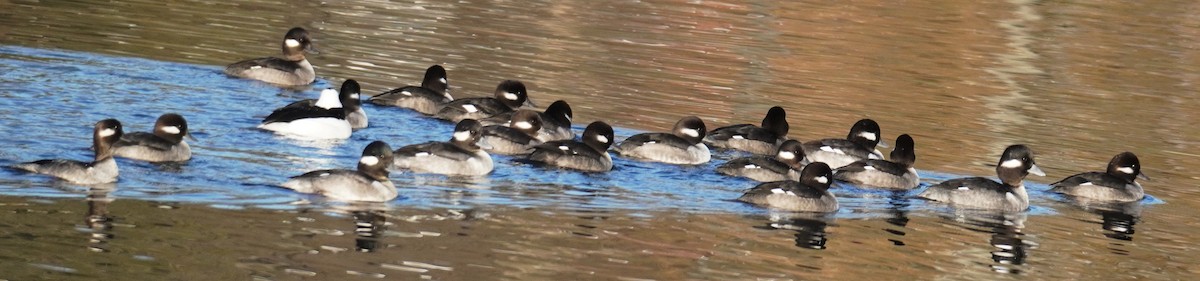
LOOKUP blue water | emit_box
[0,46,1160,216]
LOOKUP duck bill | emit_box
[876,140,890,148]
[1138,171,1151,181]
[186,133,198,142]
[1027,164,1046,176]
[305,43,320,54]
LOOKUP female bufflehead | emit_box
[834,134,919,189]
[282,80,366,129]
[717,140,807,182]
[111,113,192,162]
[478,110,544,155]
[481,99,574,141]
[737,162,839,212]
[12,119,123,184]
[528,121,615,172]
[280,141,397,202]
[705,106,789,155]
[614,116,711,165]
[392,119,494,176]
[224,27,317,86]
[1051,152,1148,202]
[802,118,886,169]
[259,88,352,140]
[369,65,451,115]
[918,144,1045,212]
[435,80,532,122]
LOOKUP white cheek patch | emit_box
[1117,167,1135,174]
[439,78,447,84]
[99,128,117,137]
[285,39,301,47]
[453,131,472,141]
[770,188,785,194]
[513,121,533,129]
[349,94,360,99]
[595,135,609,144]
[815,176,828,184]
[859,132,877,141]
[462,104,478,113]
[1000,159,1023,168]
[359,156,380,166]
[680,128,700,138]
[503,92,519,101]
[777,151,796,160]
[161,126,181,135]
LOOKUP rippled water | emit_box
[1,0,1198,279]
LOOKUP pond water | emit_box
[1,0,1198,279]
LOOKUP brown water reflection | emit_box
[2,0,1199,279]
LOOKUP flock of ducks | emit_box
[10,27,1151,214]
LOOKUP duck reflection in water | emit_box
[945,211,1031,274]
[1063,197,1143,242]
[353,210,387,252]
[883,193,912,246]
[755,212,832,250]
[83,187,115,253]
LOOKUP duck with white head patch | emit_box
[369,65,451,115]
[527,121,615,172]
[717,140,808,182]
[918,144,1045,212]
[737,162,839,212]
[834,134,919,189]
[614,116,711,165]
[111,113,193,162]
[435,80,534,122]
[11,119,123,184]
[481,99,575,141]
[392,119,494,176]
[802,118,887,169]
[258,88,353,140]
[280,141,397,202]
[478,110,544,155]
[280,80,366,129]
[705,106,789,155]
[1051,152,1149,202]
[224,27,317,86]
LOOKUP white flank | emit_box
[250,65,262,69]
[415,152,430,157]
[161,126,181,135]
[1079,182,1094,186]
[744,164,759,169]
[319,172,330,177]
[785,191,797,196]
[859,132,877,141]
[1000,159,1023,168]
[558,145,570,151]
[1117,167,1135,174]
[770,188,785,194]
[865,165,877,171]
[259,117,352,140]
[503,92,519,101]
[957,186,970,191]
[462,104,478,113]
[285,39,301,47]
[401,90,413,96]
[731,135,745,140]
[513,121,533,129]
[778,151,796,160]
[453,131,471,141]
[596,135,609,144]
[99,128,117,137]
[820,146,846,155]
[815,176,828,184]
[360,156,380,166]
[315,89,343,109]
[680,128,700,138]
[1005,192,1018,202]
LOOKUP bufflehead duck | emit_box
[282,80,366,129]
[481,99,574,141]
[478,110,544,155]
[705,106,789,155]
[834,134,919,189]
[435,80,532,122]
[258,88,352,140]
[12,119,123,184]
[918,144,1045,212]
[614,116,711,165]
[392,119,494,176]
[369,65,451,115]
[1051,152,1148,202]
[280,141,397,202]
[527,121,615,172]
[111,113,192,162]
[802,118,886,169]
[737,162,839,212]
[224,27,317,86]
[716,140,808,182]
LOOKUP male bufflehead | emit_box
[369,65,451,115]
[258,88,353,140]
[705,106,789,155]
[282,80,366,129]
[435,80,533,122]
[737,162,839,212]
[527,121,615,172]
[802,118,886,169]
[392,119,494,176]
[478,110,544,155]
[614,116,710,165]
[12,119,123,184]
[834,134,919,189]
[481,99,574,141]
[112,113,192,162]
[918,145,1045,212]
[1051,152,1148,202]
[224,27,317,86]
[717,140,808,182]
[280,141,397,202]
